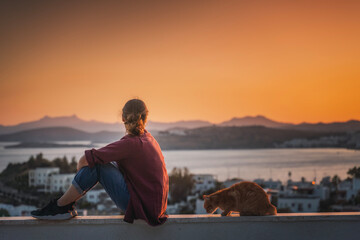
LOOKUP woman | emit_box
[31,99,169,226]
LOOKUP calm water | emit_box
[0,142,359,183]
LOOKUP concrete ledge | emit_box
[1,212,360,225]
[1,213,360,240]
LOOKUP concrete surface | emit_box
[1,213,360,240]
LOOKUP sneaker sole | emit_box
[31,210,78,220]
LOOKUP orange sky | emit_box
[1,0,360,125]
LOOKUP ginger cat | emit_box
[203,181,277,216]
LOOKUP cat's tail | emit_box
[266,204,277,215]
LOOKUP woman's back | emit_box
[85,129,169,226]
[118,130,168,225]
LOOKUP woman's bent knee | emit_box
[72,166,99,193]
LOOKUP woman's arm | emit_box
[84,139,130,168]
[77,155,89,171]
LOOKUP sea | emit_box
[0,141,359,183]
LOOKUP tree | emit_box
[70,157,77,172]
[35,153,43,162]
[331,175,341,192]
[0,208,10,217]
[347,166,360,179]
[301,177,306,183]
[52,156,76,173]
[169,167,194,204]
[331,175,341,185]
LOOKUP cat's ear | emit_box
[203,195,209,200]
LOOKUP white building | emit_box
[344,178,360,201]
[195,198,223,215]
[48,173,75,193]
[0,203,36,216]
[82,188,117,212]
[192,174,216,193]
[254,178,282,190]
[278,182,321,212]
[313,186,330,200]
[195,199,208,214]
[278,197,320,212]
[166,203,181,214]
[353,178,360,192]
[86,189,108,204]
[28,167,59,187]
[223,179,243,188]
[166,201,192,214]
[28,167,75,193]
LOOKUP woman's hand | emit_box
[77,155,89,172]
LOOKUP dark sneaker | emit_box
[31,199,78,220]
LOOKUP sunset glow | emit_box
[1,0,360,125]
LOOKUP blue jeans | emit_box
[72,164,130,211]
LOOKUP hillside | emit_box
[157,126,347,150]
[0,125,357,150]
[285,120,360,133]
[0,127,122,143]
[1,115,360,135]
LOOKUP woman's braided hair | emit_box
[122,99,149,136]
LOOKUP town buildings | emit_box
[192,174,216,193]
[28,167,59,187]
[27,167,360,215]
[28,167,75,193]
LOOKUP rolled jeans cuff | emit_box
[72,179,85,194]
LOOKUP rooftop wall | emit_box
[1,213,360,240]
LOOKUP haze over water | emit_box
[1,142,359,183]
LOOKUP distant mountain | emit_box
[219,115,291,128]
[0,115,124,134]
[219,115,360,133]
[0,115,212,135]
[0,127,122,143]
[1,114,360,135]
[146,120,212,131]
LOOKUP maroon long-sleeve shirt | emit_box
[84,129,168,226]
